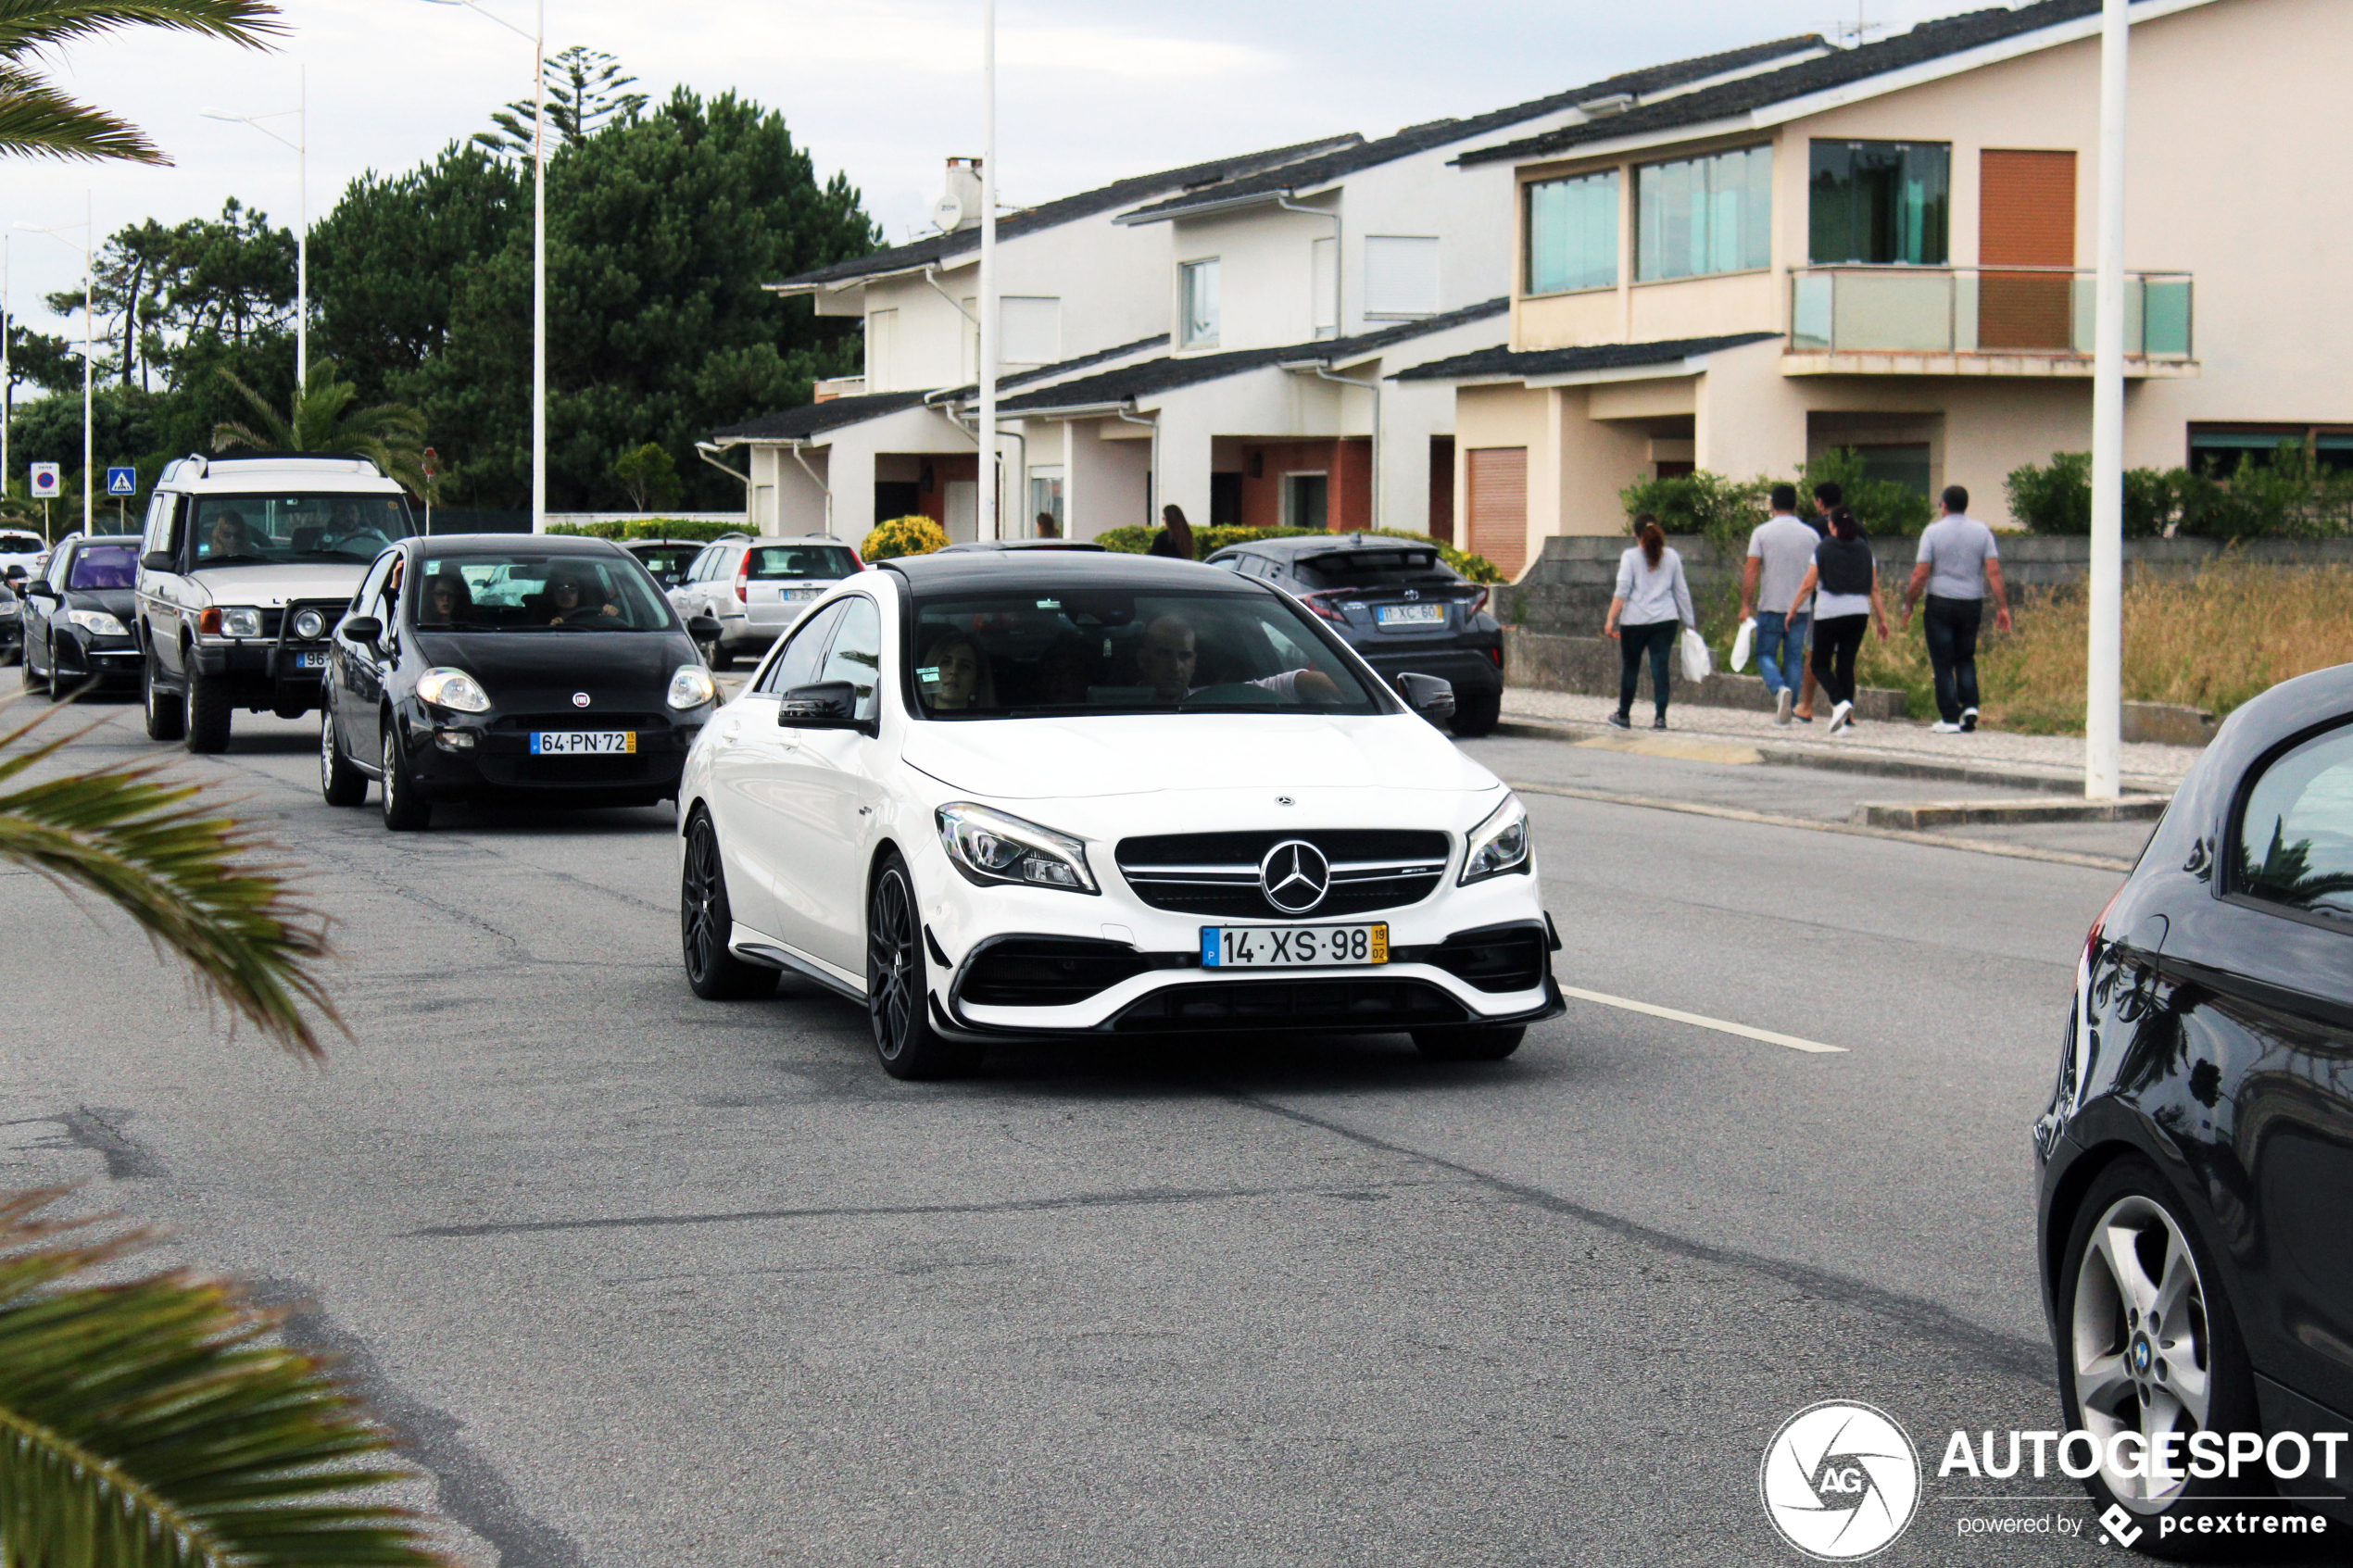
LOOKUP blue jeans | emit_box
[1753,611,1810,696]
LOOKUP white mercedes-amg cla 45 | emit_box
[676,550,1561,1078]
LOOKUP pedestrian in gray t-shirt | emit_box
[1739,483,1820,724]
[1901,484,2013,733]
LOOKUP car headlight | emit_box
[200,606,264,639]
[0,601,18,620]
[936,802,1097,894]
[66,608,129,638]
[415,667,491,713]
[292,608,328,640]
[1460,794,1530,884]
[666,664,717,710]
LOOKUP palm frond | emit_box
[0,1188,448,1568]
[0,701,340,1056]
[0,75,163,162]
[209,363,287,452]
[0,0,285,57]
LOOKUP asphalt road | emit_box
[0,695,2318,1566]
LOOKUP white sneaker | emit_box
[1775,688,1794,725]
[1931,721,1963,734]
[1829,700,1855,734]
[1961,707,1980,734]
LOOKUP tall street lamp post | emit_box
[976,0,999,541]
[16,197,93,536]
[2085,0,2130,800]
[203,66,308,386]
[426,0,547,532]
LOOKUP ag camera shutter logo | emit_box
[1759,1400,1920,1560]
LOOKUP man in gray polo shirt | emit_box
[1902,484,2013,734]
[1739,483,1821,724]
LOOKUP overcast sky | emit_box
[8,0,1995,338]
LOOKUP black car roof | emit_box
[1211,533,1446,559]
[412,533,627,556]
[885,551,1262,594]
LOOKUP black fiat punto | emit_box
[2037,660,2353,1541]
[319,534,723,830]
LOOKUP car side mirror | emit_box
[1395,671,1456,724]
[340,615,384,646]
[777,680,871,733]
[25,582,57,599]
[686,614,724,641]
[141,550,176,572]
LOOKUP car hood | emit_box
[900,712,1498,800]
[66,587,138,621]
[416,630,697,710]
[183,562,371,607]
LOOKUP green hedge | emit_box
[547,517,748,543]
[2006,447,2353,539]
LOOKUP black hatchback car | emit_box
[1203,534,1504,736]
[319,534,723,830]
[2037,661,2353,1541]
[19,533,142,698]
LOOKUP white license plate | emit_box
[293,650,328,669]
[1376,603,1445,627]
[530,730,637,756]
[1201,923,1388,968]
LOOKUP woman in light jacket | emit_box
[1786,505,1890,734]
[1603,514,1696,730]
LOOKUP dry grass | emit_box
[1849,562,2353,734]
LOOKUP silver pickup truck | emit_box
[135,453,421,752]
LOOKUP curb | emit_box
[1491,717,2182,799]
[1853,797,2171,830]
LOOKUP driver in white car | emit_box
[1137,612,1340,706]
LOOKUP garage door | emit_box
[1466,446,1529,579]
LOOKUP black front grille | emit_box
[492,712,669,734]
[960,938,1154,1008]
[1403,924,1550,994]
[1110,977,1467,1034]
[1115,830,1450,921]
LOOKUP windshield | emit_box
[909,587,1381,719]
[750,545,858,582]
[415,552,673,632]
[1292,548,1457,590]
[191,492,419,566]
[67,544,139,590]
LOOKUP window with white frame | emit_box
[1637,145,1772,282]
[1179,258,1220,348]
[1364,236,1440,318]
[1000,296,1061,366]
[1525,169,1618,295]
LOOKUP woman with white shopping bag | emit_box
[1603,514,1697,731]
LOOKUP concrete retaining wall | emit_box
[1500,533,2353,639]
[1504,629,1909,721]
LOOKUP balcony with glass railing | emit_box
[1786,267,2195,373]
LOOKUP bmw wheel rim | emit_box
[867,871,915,1060]
[2070,1193,2214,1512]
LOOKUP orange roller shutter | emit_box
[1467,446,1529,579]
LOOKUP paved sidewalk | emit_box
[1500,685,2203,793]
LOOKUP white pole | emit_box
[976,0,998,542]
[82,190,92,536]
[3,237,10,504]
[296,64,308,388]
[530,2,547,533]
[2085,0,2128,801]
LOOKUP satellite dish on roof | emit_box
[933,189,968,232]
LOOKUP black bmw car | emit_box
[319,534,724,830]
[19,533,142,698]
[1202,533,1504,736]
[2037,660,2353,1542]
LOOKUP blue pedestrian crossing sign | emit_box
[107,466,138,496]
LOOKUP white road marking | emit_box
[1556,985,1848,1055]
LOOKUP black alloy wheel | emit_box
[1411,1024,1526,1061]
[141,652,185,742]
[2056,1158,2265,1549]
[1450,691,1502,739]
[865,852,979,1080]
[319,709,367,807]
[680,810,777,1000]
[379,721,432,831]
[184,659,233,753]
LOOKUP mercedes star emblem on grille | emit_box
[1258,839,1331,914]
[572,692,591,708]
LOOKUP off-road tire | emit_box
[184,659,233,753]
[142,653,185,741]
